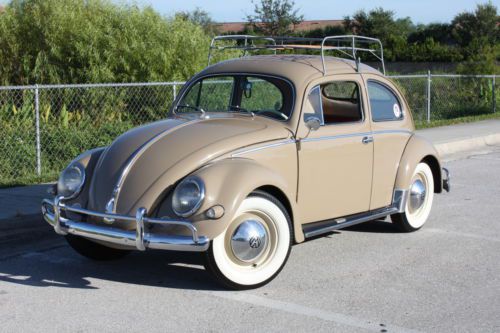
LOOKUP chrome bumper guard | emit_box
[442,167,450,192]
[41,197,209,252]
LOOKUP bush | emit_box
[0,0,211,85]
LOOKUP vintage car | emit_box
[42,35,450,289]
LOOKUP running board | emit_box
[303,206,399,239]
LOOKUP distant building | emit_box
[0,5,4,13]
[215,19,344,34]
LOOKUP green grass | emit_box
[415,111,500,129]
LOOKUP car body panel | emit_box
[295,74,374,223]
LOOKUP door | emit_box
[363,77,413,210]
[297,77,374,224]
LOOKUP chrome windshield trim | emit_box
[171,72,296,123]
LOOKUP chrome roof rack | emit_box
[208,35,385,75]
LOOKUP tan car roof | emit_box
[200,55,383,85]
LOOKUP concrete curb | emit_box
[434,133,500,157]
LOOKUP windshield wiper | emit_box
[175,104,206,117]
[228,105,255,117]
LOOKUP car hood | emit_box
[88,114,290,214]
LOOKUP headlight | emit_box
[172,176,205,217]
[57,163,85,199]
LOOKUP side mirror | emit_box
[305,116,321,131]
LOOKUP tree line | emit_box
[0,0,498,86]
[242,0,499,74]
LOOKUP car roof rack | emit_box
[208,35,385,75]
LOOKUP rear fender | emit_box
[395,135,443,193]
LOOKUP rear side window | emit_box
[367,81,403,122]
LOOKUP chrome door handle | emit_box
[362,136,373,144]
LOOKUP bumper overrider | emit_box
[41,197,209,252]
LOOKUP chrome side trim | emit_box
[302,131,372,143]
[302,188,409,238]
[231,130,411,155]
[41,198,209,252]
[301,129,411,143]
[231,139,296,157]
[303,206,398,238]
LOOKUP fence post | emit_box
[35,85,41,177]
[173,83,177,101]
[426,70,431,123]
[493,76,496,113]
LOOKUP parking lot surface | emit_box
[1,150,499,332]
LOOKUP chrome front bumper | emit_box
[41,197,209,252]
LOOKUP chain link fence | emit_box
[1,75,498,186]
[391,73,498,123]
[0,82,183,186]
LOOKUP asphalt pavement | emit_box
[0,148,499,332]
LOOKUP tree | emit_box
[452,2,499,47]
[451,2,499,74]
[343,8,414,61]
[246,0,304,36]
[176,7,219,36]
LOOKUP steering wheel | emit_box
[255,110,289,120]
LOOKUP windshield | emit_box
[175,75,294,121]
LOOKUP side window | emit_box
[240,78,283,112]
[320,81,362,124]
[367,81,403,122]
[303,85,325,125]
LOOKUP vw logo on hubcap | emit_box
[249,236,261,249]
[231,219,268,262]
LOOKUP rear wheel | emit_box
[392,162,434,232]
[204,191,292,290]
[65,235,130,261]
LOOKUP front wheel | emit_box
[391,162,435,232]
[204,191,292,290]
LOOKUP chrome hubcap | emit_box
[230,219,268,263]
[409,179,426,212]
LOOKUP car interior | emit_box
[320,81,362,124]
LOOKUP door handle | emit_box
[362,136,373,144]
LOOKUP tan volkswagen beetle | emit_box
[42,35,450,289]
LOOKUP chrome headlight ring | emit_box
[57,163,86,200]
[172,176,205,218]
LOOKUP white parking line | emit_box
[425,228,500,243]
[205,291,422,333]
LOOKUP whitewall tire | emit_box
[392,162,435,232]
[204,191,292,290]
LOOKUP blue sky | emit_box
[135,0,498,24]
[0,0,498,24]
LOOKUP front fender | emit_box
[395,134,443,193]
[59,147,107,208]
[156,157,301,242]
